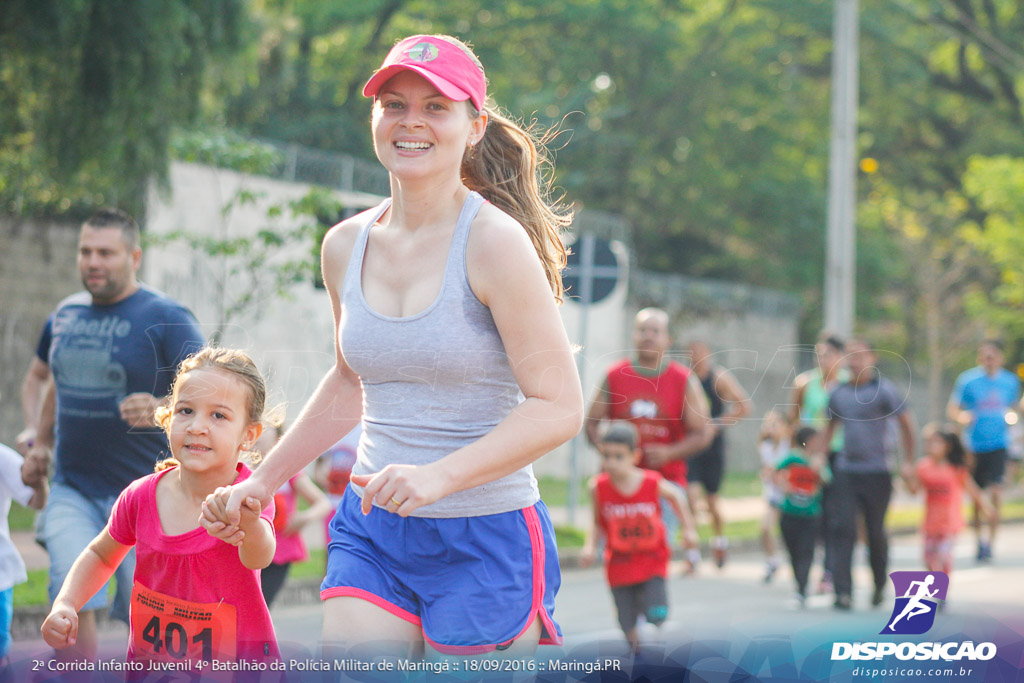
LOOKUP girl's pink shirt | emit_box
[916,458,968,536]
[108,462,279,661]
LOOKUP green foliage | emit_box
[0,0,245,217]
[13,568,49,608]
[7,0,1024,365]
[961,155,1024,339]
[170,129,285,176]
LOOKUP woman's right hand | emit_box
[41,603,77,649]
[200,477,271,544]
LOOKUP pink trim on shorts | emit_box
[525,504,562,647]
[320,586,423,626]
[423,503,562,655]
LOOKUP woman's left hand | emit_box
[350,464,449,517]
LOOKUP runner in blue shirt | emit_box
[947,340,1021,562]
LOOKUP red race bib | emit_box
[130,583,237,663]
[606,514,662,553]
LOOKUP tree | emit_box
[0,0,245,218]
[960,155,1024,346]
[848,0,1024,368]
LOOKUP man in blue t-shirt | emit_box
[20,208,205,660]
[948,340,1021,563]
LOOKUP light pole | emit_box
[824,0,859,338]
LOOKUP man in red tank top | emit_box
[586,308,712,566]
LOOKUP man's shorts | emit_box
[321,488,562,655]
[687,433,726,494]
[42,482,135,622]
[972,449,1008,489]
[610,576,668,633]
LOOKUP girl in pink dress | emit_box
[907,424,993,575]
[42,347,280,664]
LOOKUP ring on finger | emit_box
[390,497,402,507]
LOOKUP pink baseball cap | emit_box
[362,35,486,111]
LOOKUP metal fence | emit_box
[630,270,802,319]
[259,139,392,197]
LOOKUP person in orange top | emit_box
[906,424,994,575]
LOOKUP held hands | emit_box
[14,427,36,457]
[21,444,51,488]
[200,480,268,546]
[118,393,161,428]
[898,462,916,487]
[41,602,78,649]
[350,464,448,517]
[808,452,827,472]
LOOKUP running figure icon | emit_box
[888,574,938,631]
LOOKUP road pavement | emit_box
[13,522,1021,680]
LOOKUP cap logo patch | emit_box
[404,42,439,63]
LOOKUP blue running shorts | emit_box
[321,488,562,654]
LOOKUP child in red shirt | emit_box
[907,424,993,575]
[581,421,697,652]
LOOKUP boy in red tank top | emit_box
[581,421,697,652]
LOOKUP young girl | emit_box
[775,426,831,607]
[906,424,994,575]
[758,410,789,583]
[580,421,697,653]
[41,347,279,664]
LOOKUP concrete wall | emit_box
[0,218,82,444]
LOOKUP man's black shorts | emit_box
[973,448,1007,488]
[687,433,725,494]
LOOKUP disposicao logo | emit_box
[881,571,948,635]
[831,570,997,663]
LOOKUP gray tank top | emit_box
[340,191,540,517]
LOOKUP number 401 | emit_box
[142,616,213,660]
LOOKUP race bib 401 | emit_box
[130,583,237,662]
